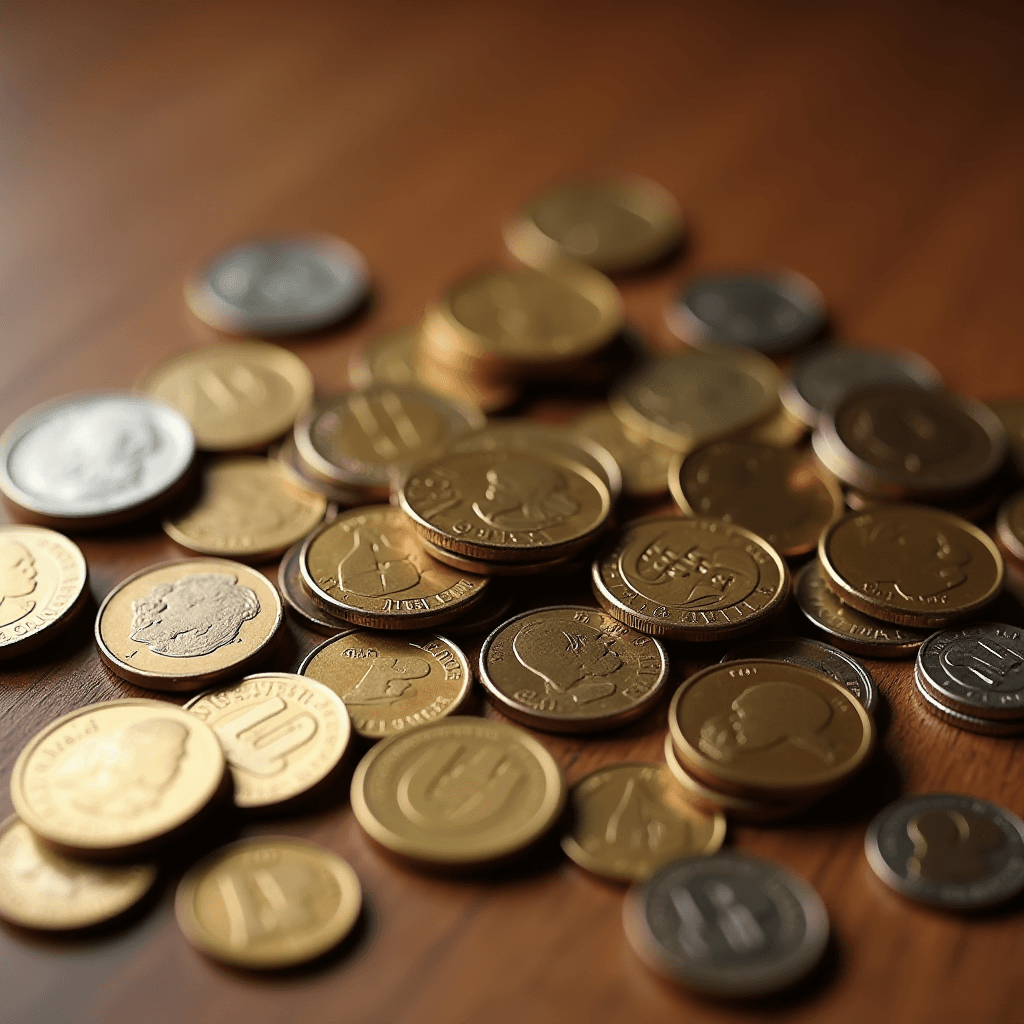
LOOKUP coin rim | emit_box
[278,539,353,634]
[996,490,1024,563]
[913,668,1024,736]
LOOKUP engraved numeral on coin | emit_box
[212,696,318,777]
[217,863,320,948]
[906,809,1006,884]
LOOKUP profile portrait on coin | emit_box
[342,655,430,705]
[338,526,421,597]
[631,535,759,610]
[906,808,1005,883]
[472,457,580,531]
[940,638,1024,693]
[0,539,38,627]
[850,517,970,597]
[512,618,622,705]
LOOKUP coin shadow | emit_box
[0,592,98,680]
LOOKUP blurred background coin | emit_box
[272,434,363,505]
[348,327,420,389]
[987,399,1024,477]
[571,406,673,498]
[996,490,1024,562]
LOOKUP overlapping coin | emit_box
[571,406,674,498]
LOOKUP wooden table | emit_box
[3,3,1024,1021]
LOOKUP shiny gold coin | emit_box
[0,525,89,661]
[668,660,874,799]
[819,506,1004,627]
[415,534,575,576]
[592,514,790,641]
[300,505,489,629]
[175,837,361,969]
[298,629,472,740]
[350,717,566,866]
[561,763,723,882]
[349,328,419,389]
[571,406,674,498]
[671,442,842,558]
[478,606,668,733]
[138,341,314,452]
[11,699,227,859]
[996,490,1024,563]
[163,457,327,561]
[95,558,282,691]
[185,674,351,810]
[415,328,522,413]
[278,540,351,634]
[988,399,1024,476]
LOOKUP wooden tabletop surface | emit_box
[3,3,1024,1022]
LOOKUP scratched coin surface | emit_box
[865,793,1024,909]
[175,837,362,968]
[478,606,669,733]
[11,699,226,858]
[561,763,724,882]
[996,489,1024,562]
[571,406,674,498]
[95,558,282,691]
[350,717,566,865]
[185,674,351,809]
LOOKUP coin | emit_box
[272,434,363,505]
[11,699,227,859]
[175,837,361,968]
[671,442,842,558]
[739,404,807,448]
[138,341,314,452]
[350,717,566,866]
[665,271,826,354]
[996,489,1024,562]
[95,558,282,691]
[865,793,1024,909]
[186,235,369,335]
[819,506,1004,627]
[349,328,420,389]
[912,673,1024,736]
[163,457,327,561]
[443,586,517,637]
[0,525,89,661]
[413,534,575,576]
[298,629,472,739]
[478,606,668,733]
[0,393,195,529]
[571,406,673,498]
[278,540,350,634]
[845,481,1003,525]
[591,515,789,641]
[623,852,830,996]
[987,399,1024,476]
[0,815,158,930]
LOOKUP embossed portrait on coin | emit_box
[513,619,621,705]
[851,519,970,598]
[940,638,1024,693]
[5,827,84,899]
[849,401,971,474]
[906,809,1005,884]
[342,655,430,705]
[472,458,580,531]
[338,526,420,597]
[0,539,38,628]
[130,573,260,658]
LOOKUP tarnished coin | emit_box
[138,342,314,452]
[349,328,419,389]
[175,837,361,968]
[561,763,724,882]
[298,629,471,739]
[0,393,195,529]
[671,442,842,558]
[996,489,1024,562]
[571,406,674,498]
[0,526,89,660]
[478,606,668,733]
[913,674,1024,736]
[186,235,369,335]
[278,540,350,634]
[350,717,566,866]
[0,816,157,931]
[163,457,327,561]
[819,506,1004,628]
[866,794,1024,909]
[95,558,282,691]
[988,399,1024,477]
[11,699,226,859]
[185,674,351,810]
[665,271,826,354]
[591,515,789,641]
[623,852,830,996]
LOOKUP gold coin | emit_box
[414,328,522,413]
[185,674,351,810]
[348,328,419,389]
[0,525,89,661]
[738,404,807,448]
[163,457,327,561]
[591,514,790,641]
[278,540,351,634]
[298,629,472,739]
[819,506,1004,627]
[668,660,874,799]
[443,586,517,637]
[272,434,363,505]
[671,442,842,558]
[175,837,361,968]
[138,341,314,452]
[571,406,674,498]
[414,534,575,576]
[478,606,668,733]
[998,490,1024,562]
[11,699,227,858]
[0,815,158,930]
[299,505,489,629]
[350,717,566,866]
[95,558,282,691]
[988,399,1024,476]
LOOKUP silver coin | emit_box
[914,667,1024,736]
[187,236,369,335]
[278,540,351,635]
[623,852,829,997]
[665,271,826,354]
[721,636,876,713]
[865,793,1024,909]
[0,393,195,528]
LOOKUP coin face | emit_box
[278,540,351,634]
[185,674,351,809]
[591,515,789,641]
[571,406,673,497]
[623,852,830,996]
[349,328,419,389]
[11,699,226,857]
[350,717,565,865]
[819,506,1004,627]
[175,837,361,968]
[0,393,194,527]
[478,606,668,733]
[996,490,1024,562]
[95,558,282,691]
[672,442,842,558]
[139,342,314,452]
[866,793,1024,909]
